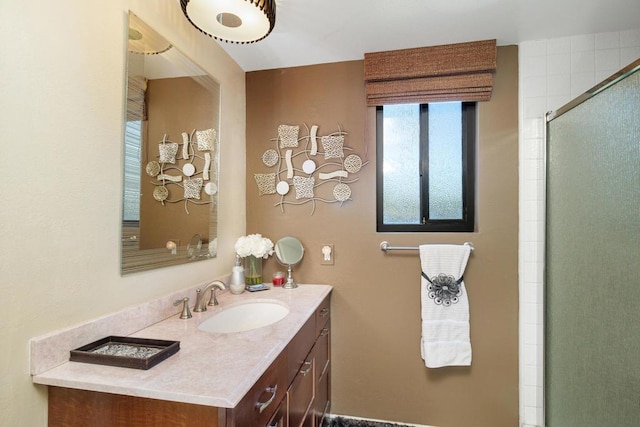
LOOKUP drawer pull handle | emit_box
[320,328,330,337]
[319,308,329,317]
[256,385,277,413]
[299,361,312,376]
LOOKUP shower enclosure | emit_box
[545,60,640,426]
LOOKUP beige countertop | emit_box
[32,284,332,408]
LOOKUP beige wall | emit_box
[0,1,245,426]
[246,47,519,426]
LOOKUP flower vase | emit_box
[244,255,263,286]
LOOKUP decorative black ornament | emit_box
[422,272,463,307]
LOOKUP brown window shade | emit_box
[364,39,497,106]
[126,76,147,121]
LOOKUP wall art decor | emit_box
[145,128,218,214]
[255,124,367,215]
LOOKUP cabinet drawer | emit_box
[228,350,287,427]
[287,314,315,384]
[288,355,314,427]
[315,296,330,335]
[315,323,330,380]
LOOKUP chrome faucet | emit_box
[193,280,226,312]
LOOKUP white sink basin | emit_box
[198,301,290,333]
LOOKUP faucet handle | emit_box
[173,297,192,319]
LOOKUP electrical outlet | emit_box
[165,239,180,255]
[320,244,334,265]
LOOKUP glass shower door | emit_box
[545,62,640,426]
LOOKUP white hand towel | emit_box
[420,244,472,368]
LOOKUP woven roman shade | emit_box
[126,76,147,121]
[364,39,497,106]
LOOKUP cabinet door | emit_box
[288,356,314,427]
[265,394,288,427]
[313,323,330,427]
[302,411,315,427]
[315,367,330,427]
[48,386,220,427]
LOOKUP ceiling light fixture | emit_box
[180,0,276,44]
[128,13,172,55]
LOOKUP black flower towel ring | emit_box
[421,272,463,307]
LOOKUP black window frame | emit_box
[376,102,476,233]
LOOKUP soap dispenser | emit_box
[229,255,246,295]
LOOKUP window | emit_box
[376,101,476,232]
[123,120,142,223]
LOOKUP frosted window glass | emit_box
[382,104,420,224]
[377,101,474,232]
[428,102,463,219]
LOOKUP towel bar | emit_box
[379,241,474,252]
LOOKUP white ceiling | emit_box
[215,0,640,71]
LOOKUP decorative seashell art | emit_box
[255,123,367,215]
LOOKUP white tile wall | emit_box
[518,29,640,427]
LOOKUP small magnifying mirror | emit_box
[274,237,304,289]
[187,234,202,260]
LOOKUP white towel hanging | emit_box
[419,244,472,368]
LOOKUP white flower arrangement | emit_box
[234,234,274,259]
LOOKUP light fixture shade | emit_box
[180,0,276,44]
[128,13,172,55]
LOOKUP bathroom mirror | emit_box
[121,12,221,274]
[274,237,304,289]
[186,233,203,259]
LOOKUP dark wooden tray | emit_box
[70,336,179,370]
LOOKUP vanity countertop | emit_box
[32,284,332,408]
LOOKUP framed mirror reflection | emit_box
[121,12,221,274]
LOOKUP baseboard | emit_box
[328,413,436,427]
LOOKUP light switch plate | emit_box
[320,244,334,265]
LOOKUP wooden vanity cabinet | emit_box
[47,294,331,427]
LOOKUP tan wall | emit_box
[141,77,216,249]
[0,1,246,425]
[246,46,519,426]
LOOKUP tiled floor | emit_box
[329,417,413,427]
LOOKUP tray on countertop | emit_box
[70,336,180,370]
